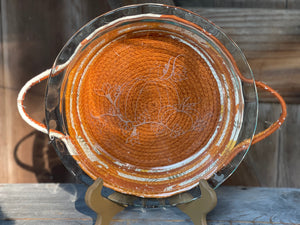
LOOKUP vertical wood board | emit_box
[0,0,114,183]
[174,0,288,8]
[188,8,300,103]
[226,103,300,188]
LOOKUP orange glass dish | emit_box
[18,4,286,199]
[62,19,244,197]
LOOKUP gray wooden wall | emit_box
[0,0,299,188]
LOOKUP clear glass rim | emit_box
[45,3,258,206]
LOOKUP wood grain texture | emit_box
[225,103,300,188]
[0,87,45,183]
[188,8,300,103]
[174,0,288,8]
[0,184,299,224]
[278,104,300,187]
[287,0,300,8]
[225,103,281,187]
[0,0,114,183]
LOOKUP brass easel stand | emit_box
[176,180,217,225]
[85,178,217,225]
[85,178,125,225]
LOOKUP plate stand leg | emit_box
[85,178,125,225]
[176,180,217,225]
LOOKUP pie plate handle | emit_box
[17,69,65,140]
[226,79,287,165]
[17,70,287,169]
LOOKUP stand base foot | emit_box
[177,180,217,225]
[85,178,125,225]
[85,178,216,225]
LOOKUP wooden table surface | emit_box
[0,184,299,225]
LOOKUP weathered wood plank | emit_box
[0,89,9,182]
[60,0,111,42]
[225,103,300,188]
[0,184,299,224]
[0,2,3,87]
[0,88,44,183]
[0,0,69,183]
[1,0,111,91]
[0,0,114,183]
[225,103,280,187]
[278,104,300,187]
[188,8,300,103]
[287,0,300,8]
[0,2,7,182]
[174,0,288,9]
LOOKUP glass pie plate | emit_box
[42,4,258,206]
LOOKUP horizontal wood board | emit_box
[224,103,300,188]
[0,184,299,225]
[175,0,299,9]
[187,7,300,103]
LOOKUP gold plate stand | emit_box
[176,180,217,225]
[85,178,217,225]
